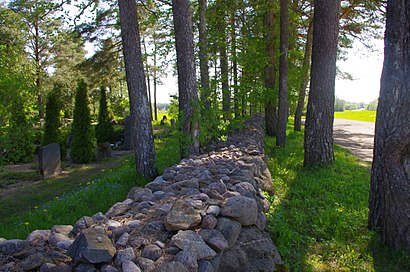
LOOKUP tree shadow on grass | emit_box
[265,131,410,271]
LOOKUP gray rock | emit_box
[198,260,214,272]
[51,225,73,236]
[56,240,73,250]
[172,230,216,260]
[206,205,220,217]
[72,216,95,235]
[218,246,249,272]
[67,228,116,263]
[146,176,170,192]
[136,257,155,272]
[73,263,98,272]
[255,212,267,231]
[122,260,141,272]
[198,229,229,252]
[208,181,227,194]
[26,230,50,246]
[220,196,258,226]
[115,247,136,266]
[169,178,200,191]
[39,263,71,272]
[105,202,130,218]
[49,232,71,246]
[91,212,107,222]
[106,219,122,230]
[0,239,29,255]
[155,261,189,272]
[175,250,198,272]
[141,244,162,261]
[216,217,242,247]
[100,264,119,272]
[115,232,130,247]
[201,215,218,229]
[233,182,256,198]
[165,200,202,231]
[21,252,47,271]
[127,220,142,229]
[127,187,153,202]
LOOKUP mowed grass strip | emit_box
[265,128,410,271]
[0,124,180,239]
[334,110,376,122]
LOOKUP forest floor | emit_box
[333,118,375,162]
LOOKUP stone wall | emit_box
[0,115,283,272]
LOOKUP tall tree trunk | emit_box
[230,7,239,119]
[118,0,156,179]
[142,38,153,121]
[34,19,44,120]
[217,6,230,120]
[153,37,158,121]
[198,0,211,111]
[294,20,313,132]
[303,0,339,166]
[265,0,277,137]
[368,0,410,250]
[171,0,200,157]
[276,0,289,147]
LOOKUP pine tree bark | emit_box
[276,0,289,147]
[171,0,200,157]
[230,7,239,119]
[142,39,153,121]
[217,4,230,120]
[294,21,313,132]
[118,0,156,179]
[265,0,277,137]
[198,0,211,111]
[303,0,339,166]
[368,0,410,250]
[153,38,158,121]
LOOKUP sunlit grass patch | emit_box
[334,110,376,122]
[266,128,410,271]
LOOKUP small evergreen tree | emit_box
[70,80,95,163]
[43,85,62,146]
[95,85,113,143]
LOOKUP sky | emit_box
[152,37,385,104]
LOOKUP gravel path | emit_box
[333,119,375,162]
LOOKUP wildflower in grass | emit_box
[34,206,38,209]
[24,222,29,226]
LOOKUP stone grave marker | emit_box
[38,143,61,178]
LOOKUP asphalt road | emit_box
[333,119,375,162]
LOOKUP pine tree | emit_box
[70,80,95,163]
[43,85,62,146]
[95,86,113,143]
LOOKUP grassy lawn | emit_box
[265,128,410,271]
[0,123,180,239]
[334,110,376,122]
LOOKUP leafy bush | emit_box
[95,86,113,143]
[1,124,35,164]
[70,80,96,163]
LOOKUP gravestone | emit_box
[160,115,167,126]
[38,143,61,178]
[170,118,176,127]
[96,142,112,161]
[123,115,134,150]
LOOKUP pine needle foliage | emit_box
[95,86,113,143]
[43,85,62,146]
[70,80,95,163]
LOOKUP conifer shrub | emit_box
[70,80,95,163]
[43,85,62,146]
[95,86,113,143]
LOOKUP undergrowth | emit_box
[266,128,410,271]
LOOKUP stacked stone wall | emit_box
[0,115,283,272]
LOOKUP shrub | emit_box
[70,80,95,163]
[43,85,62,146]
[95,86,113,143]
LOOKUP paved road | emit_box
[333,119,375,162]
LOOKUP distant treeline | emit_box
[334,97,378,112]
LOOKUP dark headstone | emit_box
[123,115,134,150]
[66,135,74,146]
[38,143,61,178]
[96,142,112,161]
[170,118,176,127]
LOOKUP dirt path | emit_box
[333,119,375,162]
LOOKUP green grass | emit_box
[334,110,376,122]
[265,128,410,271]
[0,129,180,239]
[0,171,41,186]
